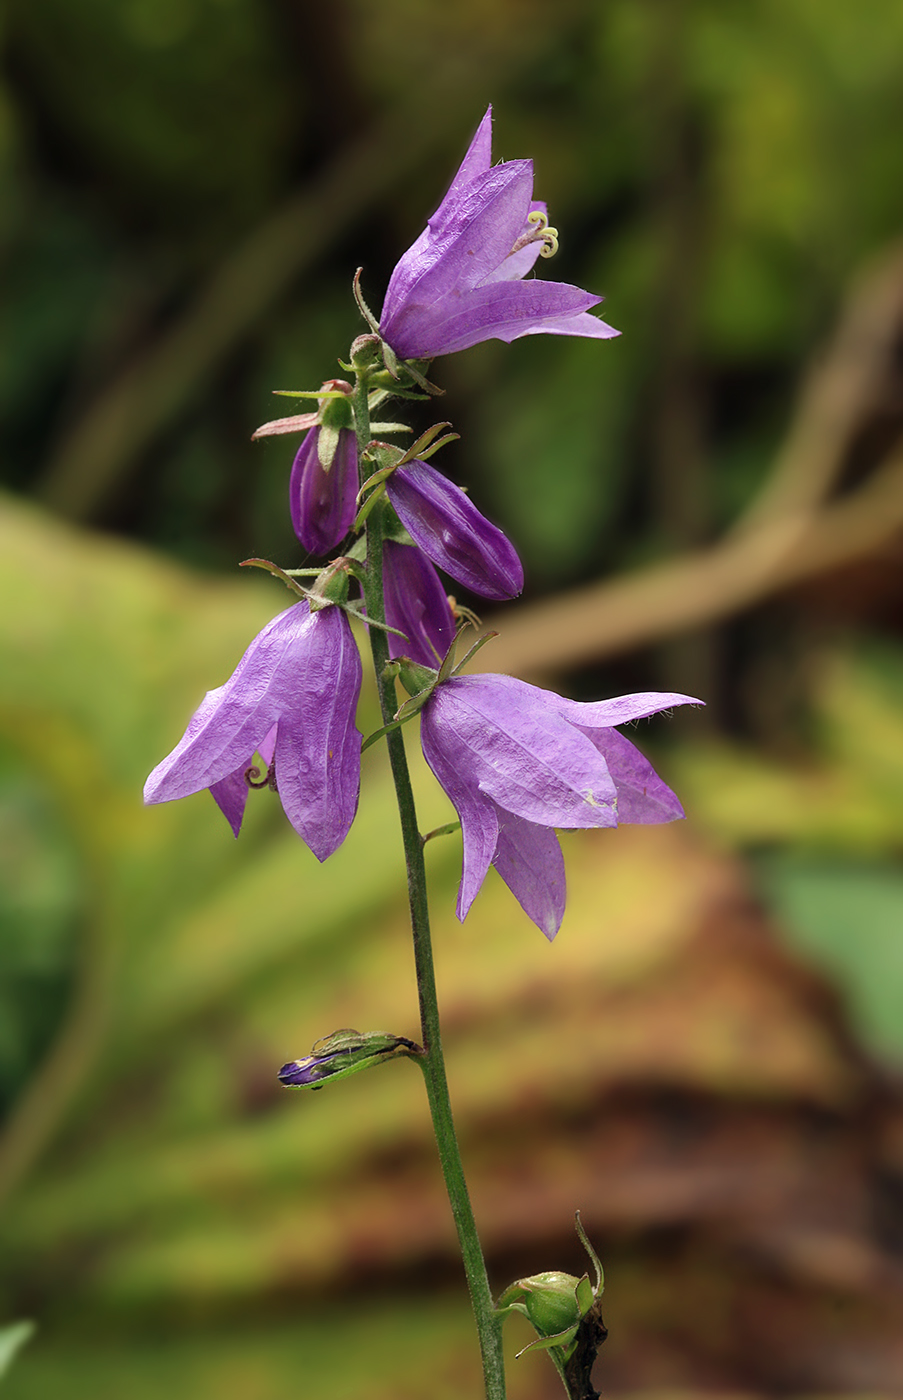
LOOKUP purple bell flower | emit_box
[419,676,700,939]
[383,539,456,668]
[289,426,359,556]
[386,458,523,600]
[378,106,620,360]
[144,600,362,861]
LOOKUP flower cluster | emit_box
[145,106,698,937]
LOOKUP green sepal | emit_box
[352,270,380,334]
[308,560,351,610]
[271,388,347,400]
[395,659,439,700]
[316,421,341,471]
[239,557,308,599]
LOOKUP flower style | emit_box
[419,676,700,939]
[386,458,523,600]
[290,425,359,556]
[382,540,456,668]
[144,600,362,861]
[378,106,620,360]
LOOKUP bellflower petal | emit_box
[387,459,523,600]
[421,676,619,830]
[209,723,277,836]
[383,540,456,668]
[578,728,685,824]
[144,601,362,861]
[379,106,619,361]
[419,673,701,936]
[492,809,566,941]
[289,426,358,556]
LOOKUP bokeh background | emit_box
[2,1,903,1395]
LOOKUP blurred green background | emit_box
[2,1,903,1396]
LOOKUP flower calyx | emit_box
[278,1028,421,1090]
[497,1213,607,1400]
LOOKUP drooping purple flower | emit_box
[386,458,523,600]
[144,600,362,861]
[419,675,700,939]
[383,539,456,668]
[378,107,620,361]
[290,426,358,556]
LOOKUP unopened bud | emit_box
[278,1028,419,1090]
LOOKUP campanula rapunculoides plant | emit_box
[145,106,701,1400]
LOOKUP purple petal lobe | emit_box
[383,540,456,667]
[492,808,566,940]
[209,723,278,838]
[585,728,685,824]
[431,106,493,220]
[273,607,362,861]
[420,713,499,920]
[290,427,358,556]
[548,690,703,729]
[387,459,523,600]
[387,279,611,360]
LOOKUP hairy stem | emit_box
[353,372,506,1400]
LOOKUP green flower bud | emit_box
[278,1028,419,1089]
[521,1271,585,1338]
[497,1214,607,1399]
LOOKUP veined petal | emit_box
[419,714,499,921]
[381,161,534,339]
[384,278,611,360]
[519,309,621,341]
[584,728,685,824]
[492,807,566,940]
[383,540,456,668]
[144,603,316,803]
[387,459,523,600]
[429,106,494,225]
[422,675,618,829]
[273,607,362,861]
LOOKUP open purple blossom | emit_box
[144,600,362,861]
[378,107,619,360]
[419,675,700,939]
[386,458,523,600]
[383,540,456,668]
[289,425,359,556]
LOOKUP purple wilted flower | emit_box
[144,600,362,861]
[383,540,456,667]
[419,676,700,939]
[378,107,619,360]
[289,426,358,556]
[386,458,523,600]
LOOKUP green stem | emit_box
[353,373,506,1400]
